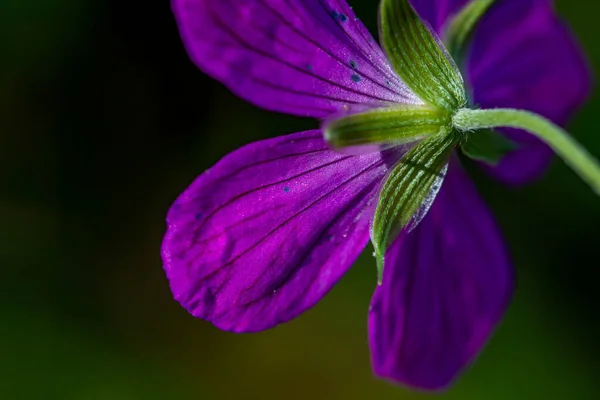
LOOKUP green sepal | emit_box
[460,129,518,165]
[324,105,452,151]
[444,0,495,61]
[371,134,456,283]
[379,0,467,112]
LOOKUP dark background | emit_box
[2,0,599,398]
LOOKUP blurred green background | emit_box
[1,0,599,399]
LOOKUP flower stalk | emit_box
[453,108,600,194]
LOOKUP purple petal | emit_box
[368,159,514,390]
[172,0,420,118]
[162,130,388,332]
[467,0,592,184]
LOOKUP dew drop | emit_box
[351,73,361,83]
[349,60,358,69]
[283,186,290,193]
[339,13,348,22]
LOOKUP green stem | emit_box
[453,108,600,195]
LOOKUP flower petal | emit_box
[162,130,388,332]
[172,0,420,118]
[467,0,592,184]
[368,159,514,390]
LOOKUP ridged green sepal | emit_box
[444,0,495,60]
[372,134,456,283]
[461,129,517,165]
[324,105,451,151]
[379,0,467,112]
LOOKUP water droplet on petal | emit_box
[351,74,361,83]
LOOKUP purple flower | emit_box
[162,0,590,390]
